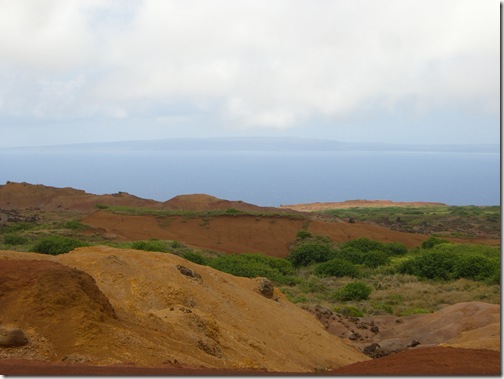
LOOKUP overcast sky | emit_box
[0,0,499,147]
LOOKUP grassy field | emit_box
[320,205,500,239]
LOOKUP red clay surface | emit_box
[83,211,429,257]
[328,346,501,375]
[0,347,500,376]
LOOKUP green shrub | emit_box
[432,243,500,259]
[130,239,169,252]
[398,251,458,280]
[182,251,209,265]
[170,240,185,249]
[287,242,336,267]
[95,204,109,209]
[384,242,408,255]
[341,238,385,254]
[4,234,28,245]
[333,305,364,317]
[209,253,298,285]
[337,246,364,264]
[333,282,372,301]
[485,258,500,285]
[296,230,313,240]
[454,255,499,282]
[31,236,87,255]
[362,251,390,268]
[396,258,417,276]
[315,258,360,278]
[421,236,448,249]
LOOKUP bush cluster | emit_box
[333,282,372,301]
[398,243,500,284]
[315,258,359,278]
[209,253,299,285]
[421,236,449,249]
[182,251,209,265]
[287,241,336,267]
[31,236,88,255]
[331,238,400,269]
[340,238,407,256]
[130,239,170,252]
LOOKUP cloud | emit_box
[0,0,499,139]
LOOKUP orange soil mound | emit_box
[328,346,500,375]
[0,182,296,215]
[0,182,158,211]
[0,248,368,372]
[160,193,294,214]
[0,259,119,362]
[281,199,447,212]
[83,211,428,256]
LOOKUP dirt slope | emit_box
[0,182,159,211]
[159,194,295,214]
[0,248,368,372]
[0,182,296,215]
[0,346,500,376]
[324,302,500,355]
[83,211,428,256]
[328,346,500,375]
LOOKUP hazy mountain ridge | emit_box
[2,137,499,153]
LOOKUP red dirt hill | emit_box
[0,182,159,211]
[0,248,368,372]
[83,211,429,256]
[0,248,499,375]
[160,193,292,214]
[0,182,296,215]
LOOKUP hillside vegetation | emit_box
[1,210,499,318]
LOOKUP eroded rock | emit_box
[176,265,201,280]
[255,277,274,299]
[0,327,28,347]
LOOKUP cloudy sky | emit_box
[0,0,499,147]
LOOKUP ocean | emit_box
[0,150,499,206]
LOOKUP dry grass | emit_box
[280,273,500,316]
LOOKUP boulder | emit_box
[0,327,28,347]
[176,265,201,280]
[255,277,274,298]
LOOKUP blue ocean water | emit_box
[0,150,500,206]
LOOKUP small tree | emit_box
[315,258,360,278]
[362,251,390,268]
[384,242,408,255]
[341,238,385,254]
[337,246,364,264]
[421,236,448,249]
[333,282,372,301]
[454,255,498,282]
[287,242,336,267]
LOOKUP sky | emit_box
[0,0,500,148]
